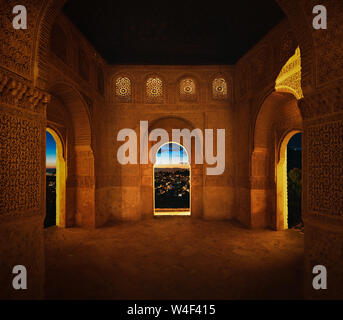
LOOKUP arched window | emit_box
[146,77,163,103]
[115,77,132,102]
[50,24,67,63]
[212,78,228,100]
[180,79,196,101]
[78,48,89,81]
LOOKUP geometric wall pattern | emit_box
[115,77,132,102]
[212,78,228,100]
[0,112,41,215]
[146,77,163,103]
[180,79,196,101]
[308,120,343,217]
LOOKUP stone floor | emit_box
[44,218,304,300]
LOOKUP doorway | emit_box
[45,128,66,228]
[154,142,191,216]
[277,131,302,229]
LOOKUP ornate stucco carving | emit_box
[298,79,343,119]
[0,70,50,112]
[0,0,47,80]
[275,47,304,100]
[307,120,343,217]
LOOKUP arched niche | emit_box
[251,91,302,229]
[47,82,95,227]
[134,116,203,220]
[50,23,68,64]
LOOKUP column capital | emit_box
[0,69,50,113]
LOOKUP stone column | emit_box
[0,71,50,299]
[66,146,96,227]
[276,0,343,297]
[300,91,343,299]
[250,148,275,229]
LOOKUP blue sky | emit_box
[288,133,302,150]
[155,143,189,165]
[46,131,57,168]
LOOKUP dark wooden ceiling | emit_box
[63,0,285,65]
